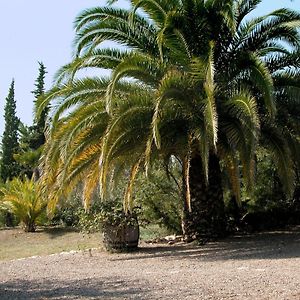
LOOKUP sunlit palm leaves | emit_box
[38,0,300,212]
[0,177,46,232]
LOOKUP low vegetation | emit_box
[0,1,299,254]
[0,177,46,232]
[0,227,101,261]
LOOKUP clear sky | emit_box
[0,0,299,135]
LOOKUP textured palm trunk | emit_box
[5,212,14,227]
[24,220,36,232]
[182,152,226,241]
[33,167,40,181]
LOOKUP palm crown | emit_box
[38,0,300,237]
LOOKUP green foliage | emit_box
[52,166,182,233]
[15,123,43,178]
[16,63,48,178]
[0,211,6,227]
[1,80,21,181]
[0,208,19,228]
[139,224,172,241]
[134,164,182,234]
[0,177,47,232]
[51,185,85,227]
[238,149,294,230]
[37,1,300,236]
[31,62,48,148]
[250,149,285,210]
[77,199,139,233]
[223,148,300,232]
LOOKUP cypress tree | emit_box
[31,61,48,149]
[1,80,20,181]
[16,62,48,179]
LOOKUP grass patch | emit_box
[140,224,172,241]
[0,224,174,261]
[0,227,102,261]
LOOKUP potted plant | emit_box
[99,200,140,251]
[79,199,140,252]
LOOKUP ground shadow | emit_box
[113,226,300,262]
[0,277,149,300]
[41,227,79,239]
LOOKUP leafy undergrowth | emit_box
[140,224,173,241]
[0,227,102,261]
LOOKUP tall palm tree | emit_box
[38,0,300,240]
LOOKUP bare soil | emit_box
[1,226,300,299]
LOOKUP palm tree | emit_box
[0,177,46,232]
[38,0,300,240]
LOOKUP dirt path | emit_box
[1,227,300,299]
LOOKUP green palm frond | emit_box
[131,0,181,27]
[247,53,276,118]
[54,49,131,84]
[124,157,142,212]
[39,0,300,216]
[203,42,218,149]
[106,53,163,111]
[262,125,295,197]
[0,178,46,231]
[235,0,262,27]
[74,6,158,56]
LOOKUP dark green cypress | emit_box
[1,80,20,181]
[31,62,48,149]
[16,62,48,179]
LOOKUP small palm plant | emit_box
[0,177,46,232]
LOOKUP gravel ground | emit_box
[1,227,300,300]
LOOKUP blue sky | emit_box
[0,0,299,135]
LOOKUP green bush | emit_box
[54,190,82,227]
[74,162,183,235]
[239,149,298,231]
[77,199,140,233]
[222,148,300,232]
[0,206,20,228]
[0,177,47,232]
[134,164,183,234]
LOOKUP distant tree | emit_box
[16,62,48,179]
[1,80,21,227]
[31,62,48,148]
[1,80,20,181]
[16,123,43,178]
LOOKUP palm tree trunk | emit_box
[182,152,227,241]
[5,211,14,227]
[24,220,36,232]
[33,167,40,181]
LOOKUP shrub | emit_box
[78,198,140,233]
[0,177,47,232]
[134,164,182,234]
[54,189,83,227]
[239,149,298,231]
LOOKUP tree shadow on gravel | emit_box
[41,227,79,239]
[0,277,149,300]
[114,226,300,262]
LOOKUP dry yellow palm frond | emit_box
[123,157,142,213]
[83,159,101,211]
